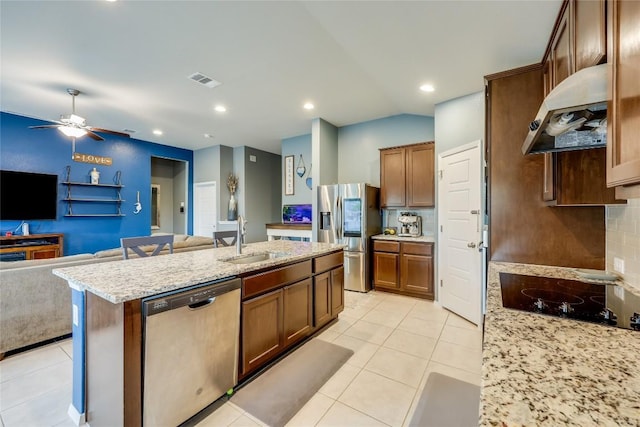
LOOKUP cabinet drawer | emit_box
[313,250,343,273]
[402,242,432,256]
[373,241,400,253]
[243,260,312,299]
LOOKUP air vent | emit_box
[187,72,221,89]
[122,129,136,134]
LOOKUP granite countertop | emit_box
[53,240,344,304]
[482,261,640,426]
[371,233,435,243]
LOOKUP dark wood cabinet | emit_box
[283,279,312,347]
[313,252,344,329]
[241,289,284,375]
[373,240,434,300]
[380,142,434,208]
[541,0,621,206]
[400,243,434,299]
[607,0,640,191]
[380,148,406,207]
[0,233,64,260]
[573,0,607,72]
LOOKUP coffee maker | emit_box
[397,212,422,237]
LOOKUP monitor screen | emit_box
[343,198,362,237]
[0,170,58,220]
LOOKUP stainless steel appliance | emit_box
[397,212,422,237]
[317,183,381,292]
[142,278,241,426]
[500,273,640,332]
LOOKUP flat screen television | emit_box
[0,170,58,220]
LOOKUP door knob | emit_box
[467,242,476,248]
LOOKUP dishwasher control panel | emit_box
[143,278,241,316]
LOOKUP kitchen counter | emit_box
[371,233,435,243]
[53,240,343,303]
[482,262,640,426]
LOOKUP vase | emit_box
[228,194,238,221]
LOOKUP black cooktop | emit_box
[499,273,640,332]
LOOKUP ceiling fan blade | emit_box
[29,125,61,129]
[89,127,130,138]
[86,131,104,141]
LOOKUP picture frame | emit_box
[285,155,295,195]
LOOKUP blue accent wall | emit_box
[0,112,194,255]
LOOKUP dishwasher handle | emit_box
[188,297,216,310]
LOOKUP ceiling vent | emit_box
[187,72,221,89]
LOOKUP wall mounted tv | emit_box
[0,170,58,220]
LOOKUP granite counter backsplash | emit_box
[53,240,344,304]
[482,262,640,426]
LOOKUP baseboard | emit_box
[67,403,86,426]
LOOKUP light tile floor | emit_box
[0,290,483,427]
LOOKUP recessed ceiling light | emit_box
[204,133,214,138]
[420,84,435,93]
[153,130,163,136]
[214,105,227,113]
[303,102,314,110]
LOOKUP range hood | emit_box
[522,63,608,155]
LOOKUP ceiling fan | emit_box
[29,88,130,141]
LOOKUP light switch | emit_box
[613,257,625,274]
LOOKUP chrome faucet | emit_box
[236,215,246,255]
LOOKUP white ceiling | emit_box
[0,1,561,155]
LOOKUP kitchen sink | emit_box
[222,251,290,264]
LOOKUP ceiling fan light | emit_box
[58,126,87,138]
[68,114,86,125]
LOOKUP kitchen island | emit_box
[53,240,345,426]
[482,262,640,426]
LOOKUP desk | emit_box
[265,223,312,241]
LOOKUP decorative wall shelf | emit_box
[62,166,125,217]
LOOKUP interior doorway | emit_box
[151,157,188,235]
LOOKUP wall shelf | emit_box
[62,166,125,217]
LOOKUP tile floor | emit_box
[0,290,483,427]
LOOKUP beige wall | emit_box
[606,198,640,290]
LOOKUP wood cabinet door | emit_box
[380,148,406,207]
[551,7,573,87]
[330,266,345,316]
[283,279,312,348]
[406,144,435,207]
[373,251,399,290]
[607,0,640,187]
[573,0,606,72]
[241,290,283,375]
[313,272,332,327]
[400,254,434,299]
[556,149,622,205]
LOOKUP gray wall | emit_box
[194,145,234,223]
[281,134,313,205]
[338,114,435,185]
[151,157,187,235]
[434,91,484,157]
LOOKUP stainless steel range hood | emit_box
[522,63,608,155]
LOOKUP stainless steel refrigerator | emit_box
[317,183,381,292]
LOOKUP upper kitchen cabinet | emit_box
[606,0,640,191]
[541,0,621,205]
[573,0,607,71]
[380,142,434,208]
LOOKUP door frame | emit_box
[436,139,486,327]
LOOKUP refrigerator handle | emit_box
[337,196,342,239]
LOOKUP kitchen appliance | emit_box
[522,63,607,155]
[500,273,640,332]
[142,278,241,426]
[317,183,381,292]
[397,212,422,237]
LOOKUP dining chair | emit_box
[121,234,174,259]
[213,231,238,248]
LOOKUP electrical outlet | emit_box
[613,257,625,274]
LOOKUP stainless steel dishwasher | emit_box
[142,277,241,427]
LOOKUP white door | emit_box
[194,181,217,238]
[437,141,483,326]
